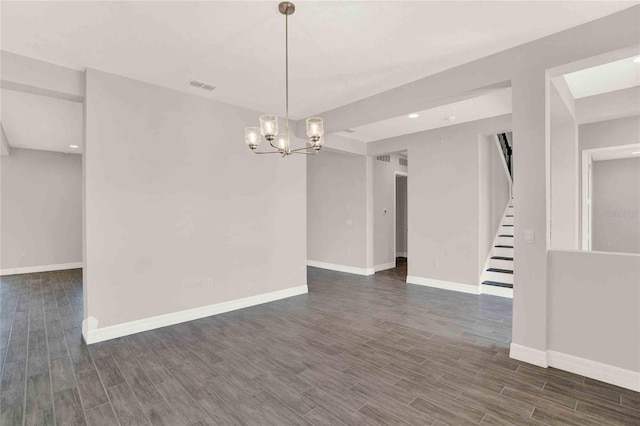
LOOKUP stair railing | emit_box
[497,133,512,179]
[494,134,513,199]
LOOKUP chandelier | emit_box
[244,2,324,156]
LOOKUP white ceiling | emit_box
[1,1,634,120]
[335,88,512,143]
[564,56,640,99]
[0,89,83,154]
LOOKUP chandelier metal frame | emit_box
[244,2,325,157]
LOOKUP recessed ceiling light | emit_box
[446,115,456,121]
[633,56,640,64]
[632,151,640,154]
[69,145,79,149]
[408,113,419,118]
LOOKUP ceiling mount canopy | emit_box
[244,2,325,157]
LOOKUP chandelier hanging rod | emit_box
[244,2,325,156]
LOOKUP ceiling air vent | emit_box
[188,79,217,91]
[399,157,408,167]
[376,155,391,163]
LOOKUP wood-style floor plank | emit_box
[0,263,638,425]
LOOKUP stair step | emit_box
[482,280,513,289]
[494,247,514,257]
[491,256,513,261]
[495,245,513,248]
[498,235,514,237]
[487,268,513,274]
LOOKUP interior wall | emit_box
[549,83,579,250]
[592,157,640,254]
[1,148,82,272]
[84,69,306,331]
[374,153,407,269]
[548,250,640,374]
[307,150,368,269]
[395,175,408,257]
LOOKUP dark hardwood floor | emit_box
[1,265,638,425]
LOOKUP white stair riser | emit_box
[496,236,513,246]
[494,246,514,257]
[489,258,513,270]
[502,216,514,226]
[499,228,514,237]
[485,271,514,284]
[482,285,513,298]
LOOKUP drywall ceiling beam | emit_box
[291,119,367,156]
[1,123,11,156]
[301,6,639,135]
[366,114,512,157]
[298,79,511,136]
[575,86,640,125]
[551,76,576,119]
[1,50,84,103]
[321,133,367,156]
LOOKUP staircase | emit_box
[481,202,514,297]
[481,132,514,298]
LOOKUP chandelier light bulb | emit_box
[260,115,279,140]
[245,127,261,149]
[306,117,324,144]
[275,134,289,151]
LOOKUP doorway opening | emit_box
[395,172,408,278]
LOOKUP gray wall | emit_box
[84,69,306,329]
[550,82,579,250]
[374,153,407,268]
[548,250,640,373]
[592,157,640,254]
[307,151,368,269]
[1,148,82,271]
[395,175,407,257]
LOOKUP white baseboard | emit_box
[396,252,407,258]
[481,284,513,298]
[510,344,640,392]
[406,276,481,295]
[547,350,640,392]
[82,284,308,345]
[510,343,548,368]
[374,261,396,272]
[0,262,83,276]
[307,260,374,276]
